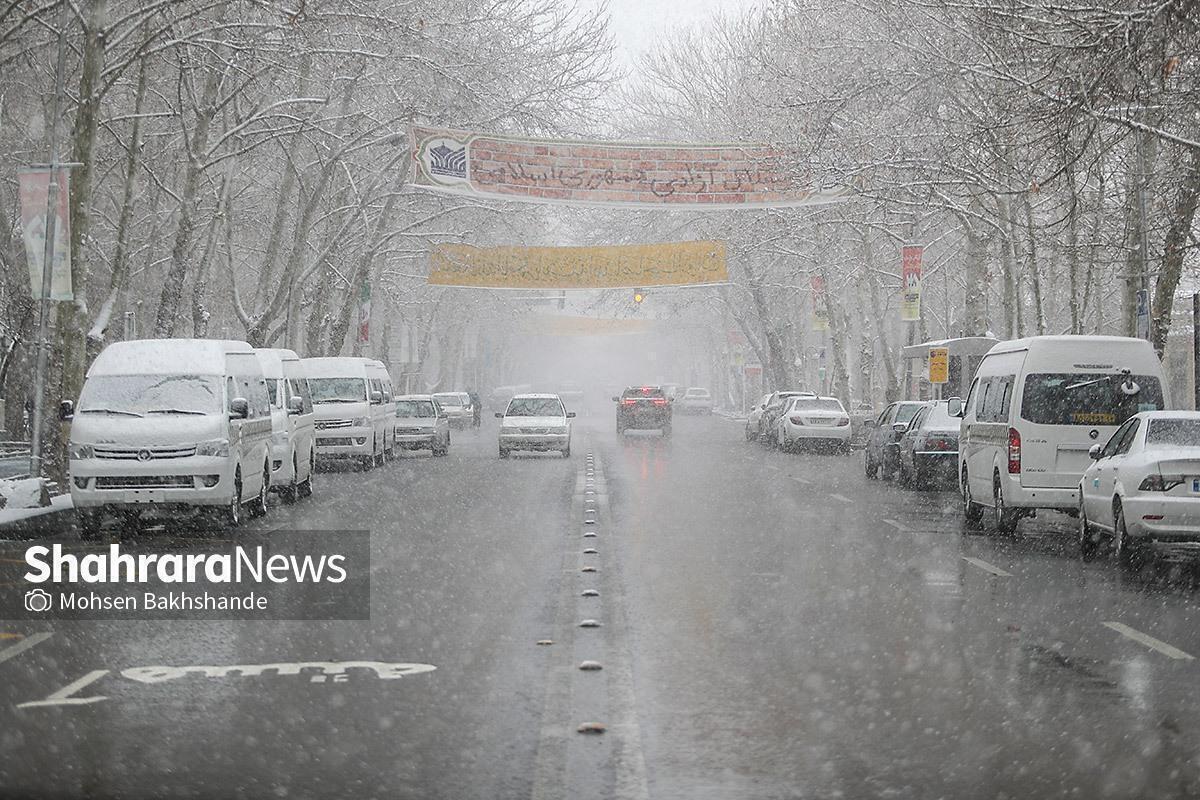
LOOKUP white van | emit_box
[66,338,273,535]
[957,335,1168,532]
[301,357,395,468]
[254,348,315,501]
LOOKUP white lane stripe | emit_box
[0,632,52,665]
[961,556,1012,577]
[1103,621,1195,661]
[882,518,912,532]
[790,475,811,485]
[829,494,852,504]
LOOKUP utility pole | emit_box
[28,7,70,482]
[1135,125,1152,342]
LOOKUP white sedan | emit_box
[775,395,852,454]
[1078,411,1200,568]
[679,387,713,414]
[745,394,772,441]
[497,393,575,458]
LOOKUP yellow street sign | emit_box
[928,347,949,384]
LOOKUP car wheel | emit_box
[499,445,510,459]
[77,510,103,540]
[374,438,385,468]
[222,469,243,528]
[961,467,983,529]
[562,442,571,458]
[1078,499,1100,562]
[992,473,1019,534]
[249,466,270,518]
[864,451,878,479]
[298,452,314,498]
[1114,500,1145,571]
[745,424,756,442]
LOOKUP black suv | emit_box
[614,386,672,436]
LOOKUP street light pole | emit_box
[28,8,70,481]
[1135,125,1152,341]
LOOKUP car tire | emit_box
[499,445,510,459]
[864,452,878,479]
[374,438,385,468]
[298,452,314,498]
[222,469,243,528]
[745,425,756,442]
[77,510,103,540]
[281,455,300,504]
[992,473,1019,534]
[249,466,270,518]
[1078,500,1100,562]
[1114,501,1145,571]
[962,467,984,529]
[562,443,571,458]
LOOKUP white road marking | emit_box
[881,518,912,531]
[962,557,1012,577]
[1103,622,1195,660]
[829,494,852,504]
[0,632,52,665]
[790,475,811,484]
[18,669,109,708]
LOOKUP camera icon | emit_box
[24,588,52,613]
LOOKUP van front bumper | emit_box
[69,456,236,509]
[314,427,373,457]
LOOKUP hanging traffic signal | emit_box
[633,289,645,305]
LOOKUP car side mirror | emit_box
[566,412,576,418]
[494,412,503,418]
[1089,443,1103,460]
[891,422,908,434]
[229,398,249,419]
[864,419,876,428]
[369,391,382,405]
[611,396,619,402]
[946,397,963,418]
[58,399,74,421]
[287,396,304,415]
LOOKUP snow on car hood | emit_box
[70,412,226,446]
[500,416,566,428]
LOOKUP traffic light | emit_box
[633,289,645,305]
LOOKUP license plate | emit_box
[125,490,163,504]
[1192,478,1200,494]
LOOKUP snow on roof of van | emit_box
[986,334,1155,356]
[89,338,253,376]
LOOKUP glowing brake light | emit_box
[1007,427,1021,474]
[652,398,668,406]
[621,398,637,406]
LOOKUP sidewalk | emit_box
[0,494,74,538]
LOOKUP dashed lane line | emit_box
[828,494,852,504]
[0,632,52,665]
[881,518,913,532]
[961,557,1012,577]
[1102,621,1195,661]
[789,475,811,485]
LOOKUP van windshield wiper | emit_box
[1064,375,1115,392]
[146,409,207,415]
[314,398,361,403]
[79,408,143,417]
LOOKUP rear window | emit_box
[433,393,463,406]
[623,387,665,398]
[791,398,844,412]
[1146,419,1200,447]
[895,404,922,425]
[1020,373,1163,426]
[396,400,436,418]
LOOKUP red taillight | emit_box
[925,436,955,451]
[621,398,637,406]
[789,416,804,425]
[652,398,668,406]
[835,418,849,427]
[1007,427,1021,474]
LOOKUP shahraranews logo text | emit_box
[24,544,347,585]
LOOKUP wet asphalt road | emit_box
[2,410,1200,799]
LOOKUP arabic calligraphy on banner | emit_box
[428,240,727,289]
[409,125,855,208]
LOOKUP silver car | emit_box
[395,395,450,456]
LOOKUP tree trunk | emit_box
[1150,147,1200,355]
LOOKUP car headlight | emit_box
[552,426,569,435]
[195,439,230,457]
[69,443,93,459]
[352,417,369,427]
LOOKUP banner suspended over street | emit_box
[428,240,727,289]
[19,166,73,301]
[900,245,923,322]
[409,125,855,209]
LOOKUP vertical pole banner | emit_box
[356,281,371,346]
[900,245,922,321]
[810,275,829,332]
[18,167,72,300]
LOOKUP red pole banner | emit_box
[356,281,371,345]
[900,245,923,321]
[18,166,72,300]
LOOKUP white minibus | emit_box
[301,357,395,468]
[957,335,1168,532]
[254,348,316,502]
[66,338,273,535]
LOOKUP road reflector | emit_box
[579,661,603,671]
[577,722,607,734]
[579,619,602,628]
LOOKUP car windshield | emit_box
[1146,419,1200,447]
[506,398,564,416]
[790,398,844,412]
[77,374,222,416]
[895,404,922,424]
[433,393,463,406]
[623,388,665,398]
[396,400,436,418]
[1021,373,1163,426]
[308,377,367,403]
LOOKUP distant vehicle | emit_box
[958,335,1167,533]
[558,382,585,404]
[394,395,450,456]
[433,392,472,429]
[1078,411,1200,567]
[303,357,395,469]
[254,348,315,502]
[745,393,772,441]
[615,386,673,436]
[679,387,713,415]
[895,400,959,489]
[863,401,926,480]
[660,383,681,400]
[774,395,851,453]
[67,338,273,535]
[497,393,575,458]
[757,390,817,442]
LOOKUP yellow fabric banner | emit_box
[428,240,727,289]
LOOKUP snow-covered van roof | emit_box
[299,356,386,378]
[88,338,254,377]
[253,348,300,378]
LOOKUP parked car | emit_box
[757,390,817,442]
[1078,411,1200,567]
[615,386,673,436]
[303,356,396,469]
[394,395,450,456]
[958,335,1167,533]
[433,391,472,429]
[679,387,713,415]
[774,395,851,453]
[745,393,772,441]
[254,348,315,502]
[67,338,273,535]
[497,393,575,457]
[895,399,960,489]
[863,401,926,480]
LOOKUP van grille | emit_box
[316,419,353,430]
[96,475,194,489]
[94,445,197,460]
